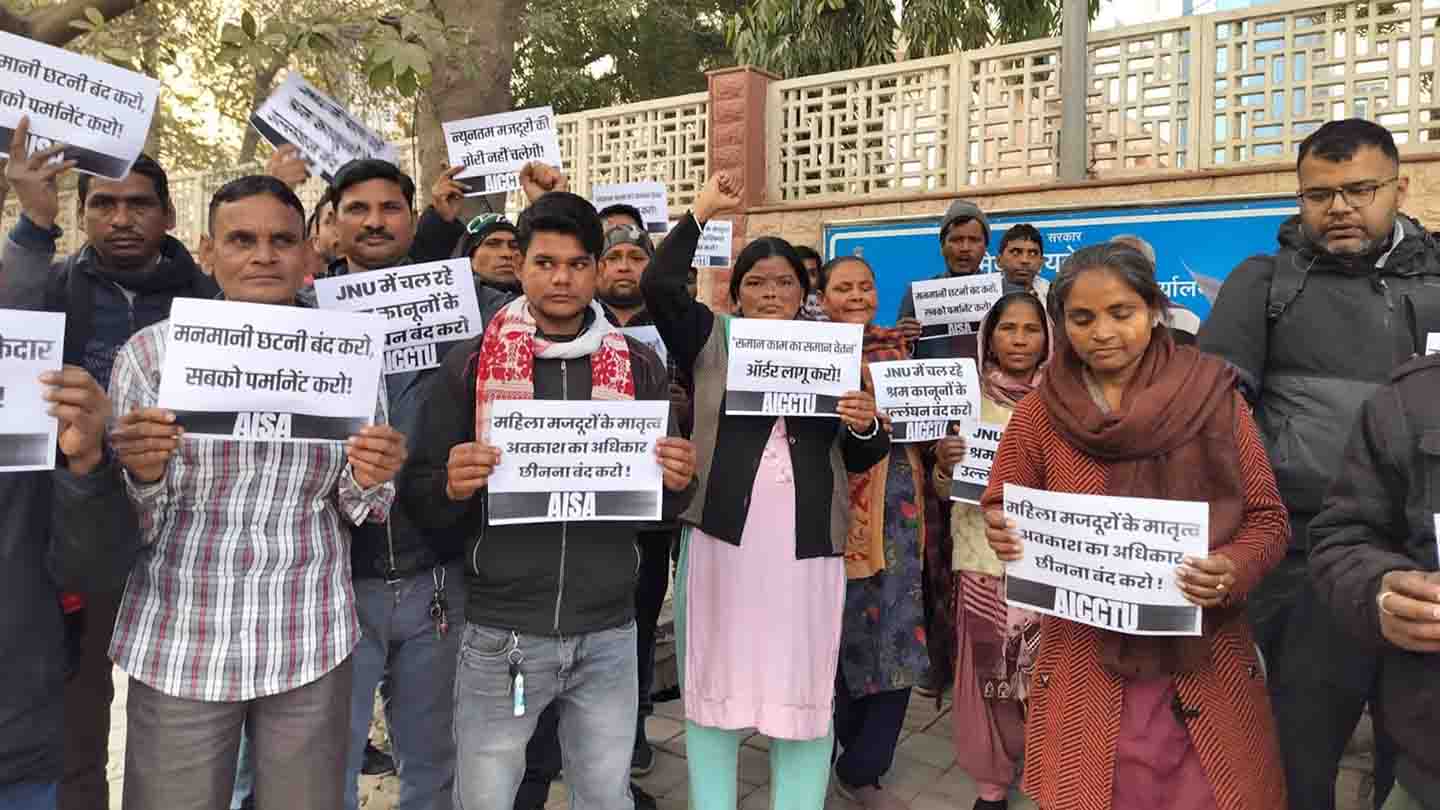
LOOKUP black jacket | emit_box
[1311,354,1440,808]
[2,216,220,390]
[0,458,139,788]
[1199,215,1440,540]
[401,316,692,635]
[641,214,889,558]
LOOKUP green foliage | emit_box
[729,0,1101,78]
[512,0,741,114]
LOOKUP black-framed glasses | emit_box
[465,213,511,233]
[1297,177,1399,209]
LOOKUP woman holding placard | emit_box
[934,291,1050,810]
[817,256,937,810]
[641,174,889,810]
[983,243,1288,810]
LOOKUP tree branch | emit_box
[25,0,150,46]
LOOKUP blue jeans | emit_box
[453,621,638,810]
[0,782,57,810]
[346,563,465,810]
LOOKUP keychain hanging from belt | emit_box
[429,566,449,639]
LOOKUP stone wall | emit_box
[691,154,1440,312]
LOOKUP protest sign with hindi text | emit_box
[314,260,481,374]
[487,400,669,525]
[1002,484,1208,636]
[950,422,1004,504]
[725,320,863,417]
[0,32,159,180]
[870,358,979,442]
[251,73,398,183]
[694,220,734,268]
[0,310,64,471]
[443,107,561,195]
[910,275,1004,341]
[157,299,385,442]
[592,182,669,234]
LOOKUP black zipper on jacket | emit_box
[554,358,570,632]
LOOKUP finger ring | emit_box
[1378,590,1400,617]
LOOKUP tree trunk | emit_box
[416,0,525,216]
[237,57,286,165]
[20,0,149,45]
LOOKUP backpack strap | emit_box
[1266,250,1310,324]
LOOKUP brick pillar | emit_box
[701,65,778,313]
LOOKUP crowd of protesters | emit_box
[3,108,1440,810]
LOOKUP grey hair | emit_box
[1048,242,1172,327]
[1109,234,1157,269]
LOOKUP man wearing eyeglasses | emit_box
[1200,119,1440,810]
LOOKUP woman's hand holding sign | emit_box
[1176,553,1237,608]
[985,509,1023,562]
[836,389,878,435]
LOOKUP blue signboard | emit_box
[823,196,1299,327]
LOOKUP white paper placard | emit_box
[0,309,64,471]
[314,260,481,374]
[950,422,1004,504]
[911,274,1004,341]
[487,399,668,525]
[442,106,561,196]
[870,358,980,442]
[725,319,863,417]
[620,325,668,369]
[0,32,160,179]
[1002,483,1208,636]
[1427,333,1439,356]
[157,299,385,442]
[250,73,398,182]
[592,182,669,234]
[694,220,734,268]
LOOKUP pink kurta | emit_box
[683,420,846,740]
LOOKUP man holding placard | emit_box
[0,309,139,810]
[403,190,696,810]
[106,176,406,810]
[895,199,996,360]
[318,158,473,810]
[3,115,220,810]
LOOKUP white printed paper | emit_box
[870,358,979,443]
[950,422,1004,504]
[620,325,668,369]
[157,299,385,442]
[0,309,64,471]
[592,182,669,234]
[314,260,481,374]
[251,73,398,182]
[694,220,734,268]
[1003,484,1208,636]
[911,274,1004,341]
[725,319,863,417]
[442,106,561,196]
[0,32,160,179]
[487,399,669,525]
[1427,333,1439,356]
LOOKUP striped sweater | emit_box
[981,392,1288,810]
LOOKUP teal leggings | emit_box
[675,529,835,810]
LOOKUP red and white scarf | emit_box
[474,297,636,442]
